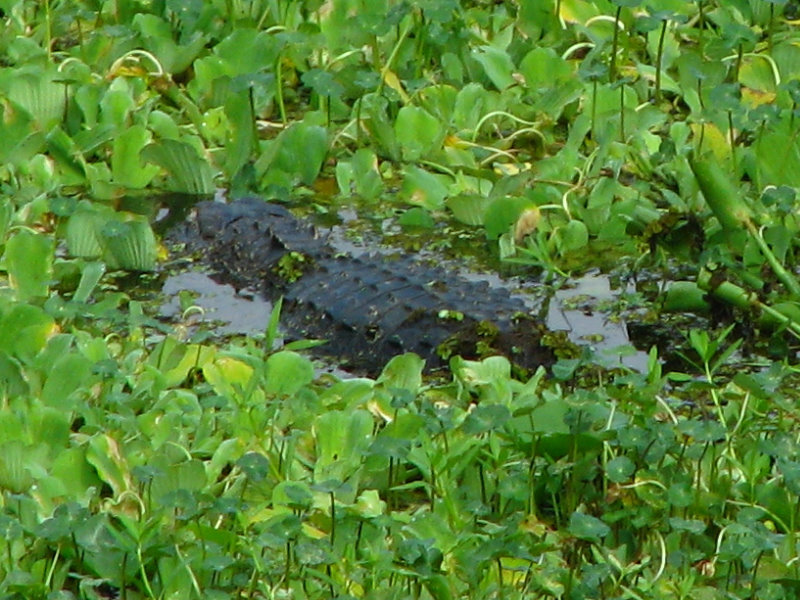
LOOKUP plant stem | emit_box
[655,19,667,102]
[329,491,336,547]
[275,55,287,125]
[592,79,597,140]
[619,82,626,142]
[609,6,622,83]
[734,43,743,82]
[44,0,52,62]
[698,0,704,47]
[497,557,505,599]
[768,4,774,55]
[745,220,800,300]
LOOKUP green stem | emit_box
[768,4,774,55]
[697,269,800,338]
[745,220,800,300]
[619,82,625,142]
[655,19,667,102]
[734,43,743,82]
[44,0,52,61]
[609,6,622,83]
[275,54,287,125]
[329,491,336,547]
[698,0,704,48]
[376,20,413,98]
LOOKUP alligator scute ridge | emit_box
[169,197,555,375]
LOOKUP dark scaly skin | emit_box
[169,197,555,375]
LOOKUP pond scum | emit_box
[2,1,800,598]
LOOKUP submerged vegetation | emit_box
[3,0,800,598]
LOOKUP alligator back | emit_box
[171,197,553,374]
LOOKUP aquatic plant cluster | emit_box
[2,0,800,598]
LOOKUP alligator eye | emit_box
[365,324,382,341]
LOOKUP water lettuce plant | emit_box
[0,0,800,598]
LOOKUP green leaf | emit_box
[667,482,695,508]
[65,206,107,258]
[132,13,207,74]
[461,404,511,435]
[51,448,102,504]
[355,489,386,518]
[377,353,424,393]
[112,125,160,188]
[73,261,106,303]
[0,440,35,494]
[314,409,373,483]
[395,106,442,162]
[446,194,490,226]
[401,165,450,210]
[519,47,572,90]
[397,207,435,228]
[142,139,216,194]
[100,218,158,271]
[355,93,398,159]
[214,28,282,74]
[0,198,13,241]
[41,352,93,410]
[263,351,314,395]
[568,512,610,542]
[86,434,132,498]
[669,517,707,534]
[555,220,589,253]
[2,68,66,130]
[256,121,328,186]
[605,455,635,483]
[484,196,534,240]
[273,480,313,511]
[302,68,345,99]
[0,304,55,361]
[336,148,384,200]
[150,459,207,502]
[471,46,516,90]
[5,229,54,300]
[222,90,257,180]
[452,83,497,131]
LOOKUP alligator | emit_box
[167,197,558,375]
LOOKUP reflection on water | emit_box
[546,271,650,372]
[160,271,274,336]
